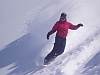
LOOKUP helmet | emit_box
[60,12,67,18]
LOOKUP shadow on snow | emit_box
[0,33,46,75]
[82,51,100,75]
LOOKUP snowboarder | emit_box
[44,12,83,65]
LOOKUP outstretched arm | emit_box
[47,22,58,40]
[49,23,58,34]
[69,22,83,30]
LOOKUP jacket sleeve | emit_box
[69,22,79,30]
[49,22,58,34]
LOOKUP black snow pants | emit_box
[44,35,66,64]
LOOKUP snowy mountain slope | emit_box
[0,0,100,75]
[0,33,51,75]
[82,51,100,75]
[73,29,100,75]
[32,28,100,75]
[76,50,100,75]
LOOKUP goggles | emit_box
[60,17,65,19]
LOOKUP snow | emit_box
[0,0,100,75]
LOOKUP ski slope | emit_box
[0,0,100,75]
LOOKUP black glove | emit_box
[77,23,83,27]
[47,32,51,40]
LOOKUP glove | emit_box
[47,32,51,40]
[77,23,83,27]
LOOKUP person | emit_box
[44,12,83,65]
